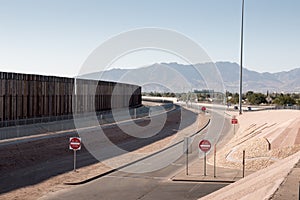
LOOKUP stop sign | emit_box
[231,118,238,124]
[201,106,206,111]
[199,140,211,152]
[69,137,81,150]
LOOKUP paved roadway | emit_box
[43,108,232,200]
[0,105,196,194]
[44,165,228,200]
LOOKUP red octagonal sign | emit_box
[69,137,81,150]
[199,140,211,152]
[231,118,238,124]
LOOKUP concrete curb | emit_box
[64,169,117,185]
[172,178,235,184]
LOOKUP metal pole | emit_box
[234,124,236,135]
[214,144,216,178]
[239,0,245,115]
[298,181,300,200]
[186,150,188,175]
[265,137,271,150]
[184,137,189,175]
[204,152,207,176]
[74,150,76,172]
[242,150,245,178]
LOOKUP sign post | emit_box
[214,144,216,178]
[231,116,238,134]
[183,137,191,175]
[242,150,245,178]
[199,140,211,176]
[69,137,81,172]
[73,150,76,172]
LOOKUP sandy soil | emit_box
[201,149,300,200]
[201,109,300,200]
[208,110,300,171]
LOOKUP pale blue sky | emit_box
[0,0,299,77]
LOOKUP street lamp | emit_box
[239,0,245,115]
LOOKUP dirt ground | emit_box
[208,110,300,171]
[201,110,300,200]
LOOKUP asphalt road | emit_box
[44,165,228,200]
[42,108,232,200]
[0,105,196,194]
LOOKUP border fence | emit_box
[0,72,141,127]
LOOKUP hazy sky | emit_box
[0,0,299,77]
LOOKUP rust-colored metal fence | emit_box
[0,72,141,127]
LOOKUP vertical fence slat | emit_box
[0,72,141,127]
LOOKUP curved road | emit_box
[0,104,196,194]
[41,107,232,200]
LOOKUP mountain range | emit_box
[82,62,300,93]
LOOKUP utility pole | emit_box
[239,0,245,115]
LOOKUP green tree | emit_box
[273,94,296,105]
[247,92,267,105]
[246,91,254,98]
[229,93,239,104]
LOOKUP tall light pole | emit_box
[239,0,245,115]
